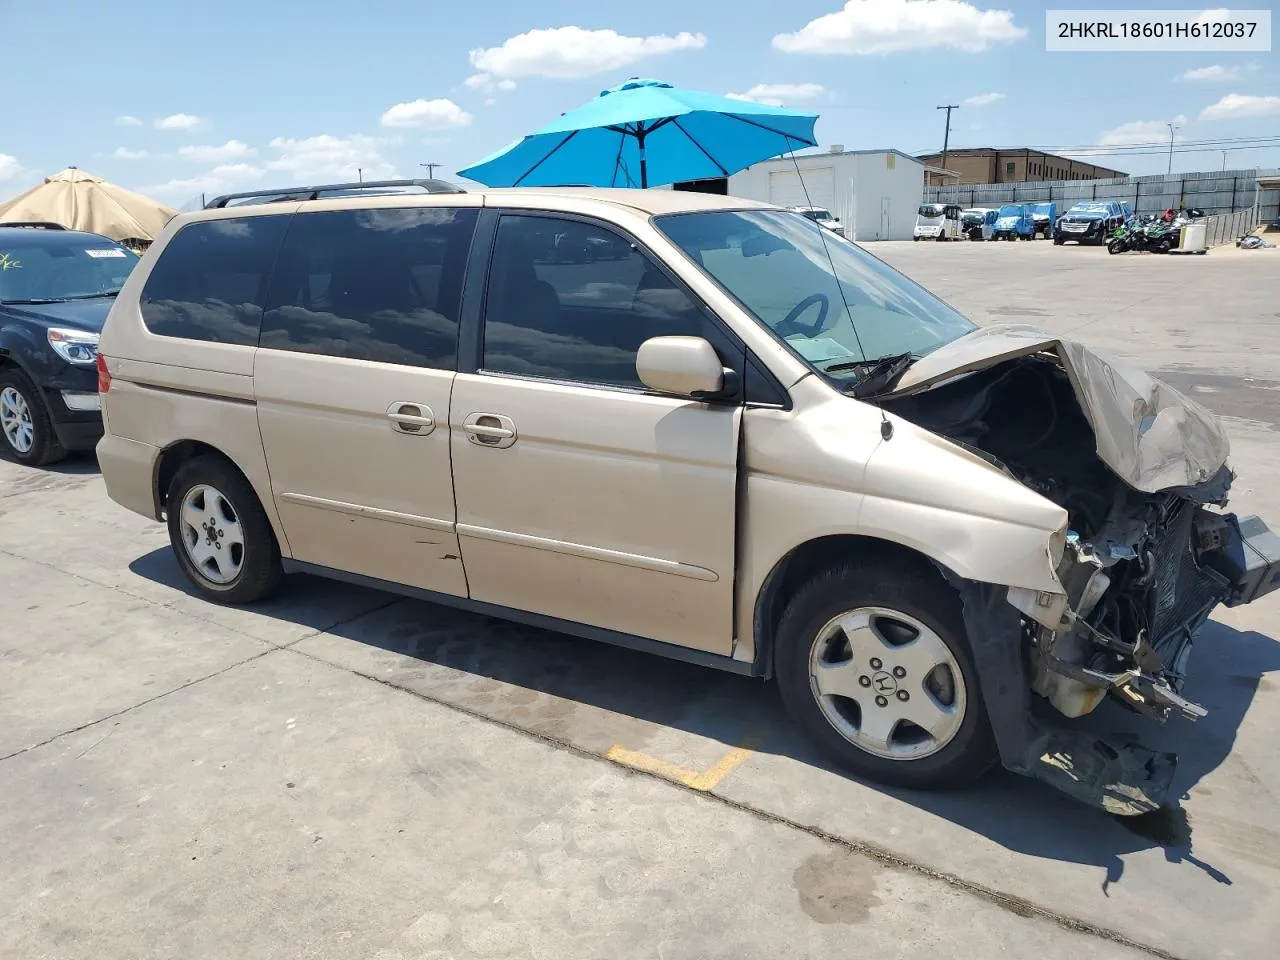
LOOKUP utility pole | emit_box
[1166,123,1178,174]
[936,104,959,170]
[1221,150,1228,171]
[420,162,441,178]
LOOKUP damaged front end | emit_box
[885,325,1280,814]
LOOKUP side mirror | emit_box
[636,336,726,399]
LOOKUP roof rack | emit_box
[1,221,67,230]
[204,178,465,209]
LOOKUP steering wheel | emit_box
[774,292,830,340]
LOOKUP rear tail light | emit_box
[96,353,112,394]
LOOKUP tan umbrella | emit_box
[0,167,177,245]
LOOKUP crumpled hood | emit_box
[890,324,1230,493]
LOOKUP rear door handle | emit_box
[462,413,517,449]
[387,402,435,435]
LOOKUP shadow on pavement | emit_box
[130,547,1280,891]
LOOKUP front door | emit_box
[880,197,891,239]
[253,203,481,596]
[450,213,741,654]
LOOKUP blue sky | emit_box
[3,0,1277,207]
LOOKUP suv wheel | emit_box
[775,561,996,789]
[0,368,67,466]
[166,455,284,604]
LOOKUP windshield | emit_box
[997,205,1023,218]
[1067,203,1110,215]
[798,208,833,221]
[0,238,137,302]
[917,204,944,217]
[654,210,975,379]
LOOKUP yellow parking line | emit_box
[606,739,757,792]
[686,745,754,791]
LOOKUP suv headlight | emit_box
[47,327,100,365]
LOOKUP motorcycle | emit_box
[1107,215,1179,254]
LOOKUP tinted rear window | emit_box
[140,217,289,345]
[259,207,477,369]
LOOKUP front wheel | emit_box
[166,455,284,604]
[774,561,997,789]
[1107,239,1126,254]
[0,368,67,467]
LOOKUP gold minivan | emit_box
[97,181,1279,815]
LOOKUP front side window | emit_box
[0,237,136,304]
[482,215,709,388]
[259,207,478,369]
[655,210,974,379]
[141,216,289,345]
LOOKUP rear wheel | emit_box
[0,368,66,467]
[775,561,997,789]
[166,455,284,604]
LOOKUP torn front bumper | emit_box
[945,512,1280,816]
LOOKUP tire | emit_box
[1053,237,1064,246]
[1157,239,1173,254]
[166,455,284,604]
[1107,239,1125,255]
[913,236,921,242]
[0,367,67,467]
[774,560,997,790]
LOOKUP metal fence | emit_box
[1203,209,1257,247]
[926,168,1280,221]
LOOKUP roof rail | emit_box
[1,221,67,230]
[204,178,465,209]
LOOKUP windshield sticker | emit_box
[0,253,22,271]
[86,248,128,258]
[789,336,857,364]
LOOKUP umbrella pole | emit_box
[637,128,648,188]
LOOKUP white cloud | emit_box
[379,98,473,129]
[484,98,498,107]
[141,163,264,199]
[112,147,151,160]
[177,140,256,163]
[265,133,397,182]
[1179,64,1246,82]
[1199,93,1280,121]
[724,83,825,106]
[114,115,143,128]
[154,113,206,131]
[465,73,518,94]
[469,26,706,80]
[1096,114,1187,147]
[0,154,26,181]
[774,0,1026,55]
[962,91,1005,107]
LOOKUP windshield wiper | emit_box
[0,297,68,304]
[63,290,122,299]
[823,351,915,399]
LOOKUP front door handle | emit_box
[387,402,435,435]
[462,412,517,449]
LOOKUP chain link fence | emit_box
[926,168,1280,221]
[1203,209,1257,247]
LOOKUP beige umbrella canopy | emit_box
[0,167,177,246]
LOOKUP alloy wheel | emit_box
[0,386,34,454]
[179,483,246,584]
[807,606,967,761]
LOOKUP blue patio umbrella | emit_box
[458,78,819,189]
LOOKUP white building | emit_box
[723,147,926,241]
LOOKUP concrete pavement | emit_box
[2,239,1277,959]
